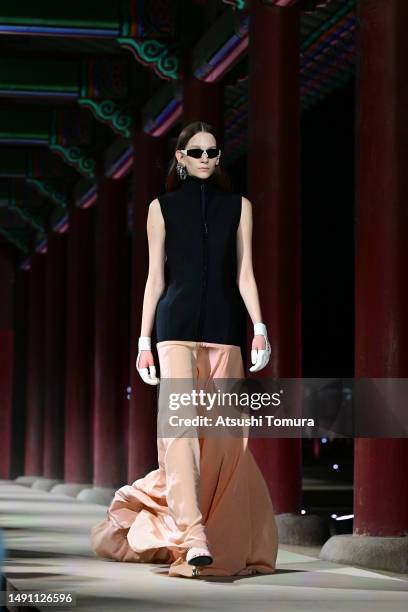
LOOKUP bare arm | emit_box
[236,196,265,349]
[139,198,166,337]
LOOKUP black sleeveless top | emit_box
[154,173,246,346]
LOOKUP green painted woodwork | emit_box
[50,206,68,230]
[0,1,121,29]
[0,0,355,256]
[49,111,96,178]
[0,108,98,178]
[73,177,97,207]
[0,149,72,179]
[0,59,78,92]
[79,58,128,99]
[0,111,49,142]
[301,67,354,109]
[192,9,241,80]
[48,143,95,179]
[222,0,247,9]
[1,185,50,238]
[117,37,179,80]
[141,79,182,132]
[7,201,46,233]
[26,179,67,207]
[78,98,132,138]
[120,0,132,37]
[301,0,354,51]
[0,58,131,138]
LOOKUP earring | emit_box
[176,162,187,180]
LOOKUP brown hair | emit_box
[165,121,232,192]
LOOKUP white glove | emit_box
[136,336,160,385]
[249,322,271,372]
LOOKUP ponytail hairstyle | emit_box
[165,120,232,192]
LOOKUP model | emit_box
[91,120,279,578]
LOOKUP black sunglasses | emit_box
[180,147,221,159]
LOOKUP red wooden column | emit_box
[64,205,95,484]
[24,252,46,476]
[247,3,302,514]
[43,231,67,479]
[11,265,29,479]
[354,0,408,537]
[0,247,15,479]
[11,264,30,478]
[181,56,223,132]
[93,169,129,489]
[128,128,166,481]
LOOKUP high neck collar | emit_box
[180,172,217,196]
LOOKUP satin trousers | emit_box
[156,340,245,550]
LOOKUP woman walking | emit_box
[91,121,278,578]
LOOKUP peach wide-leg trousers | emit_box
[90,340,279,578]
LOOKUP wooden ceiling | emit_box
[0,0,355,261]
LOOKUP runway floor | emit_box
[0,482,407,612]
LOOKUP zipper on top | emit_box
[201,183,208,235]
[197,183,208,339]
